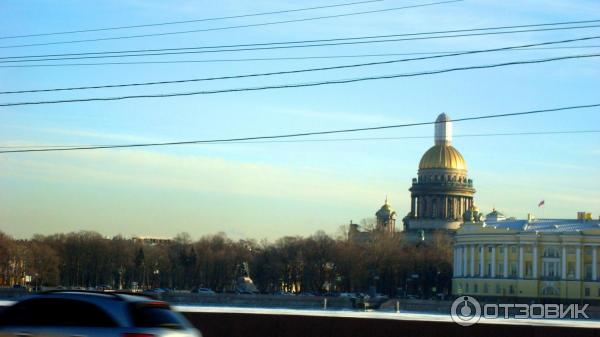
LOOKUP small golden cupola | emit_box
[376,197,397,233]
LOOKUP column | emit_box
[532,245,538,279]
[518,245,524,278]
[593,246,597,281]
[453,247,457,275]
[470,245,475,277]
[457,246,463,277]
[444,196,448,219]
[576,246,581,280]
[463,245,468,278]
[444,196,450,219]
[491,245,496,278]
[503,244,508,278]
[562,246,567,280]
[480,245,485,277]
[410,197,416,217]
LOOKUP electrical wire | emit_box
[1,53,598,107]
[2,45,600,68]
[0,103,598,154]
[3,22,600,63]
[0,0,383,40]
[2,36,596,95]
[2,130,598,149]
[0,0,461,49]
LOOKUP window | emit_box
[525,262,532,278]
[585,288,590,297]
[567,262,575,279]
[510,262,518,277]
[483,283,488,294]
[0,298,117,327]
[541,286,559,296]
[498,263,504,276]
[474,284,478,293]
[542,261,559,278]
[585,264,593,280]
[543,247,560,258]
[509,285,514,294]
[495,284,501,294]
[511,246,517,254]
[488,246,492,253]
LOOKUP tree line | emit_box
[0,228,452,298]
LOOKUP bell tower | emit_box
[376,197,397,233]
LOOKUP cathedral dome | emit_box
[418,144,467,171]
[376,198,396,218]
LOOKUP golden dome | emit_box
[418,144,467,170]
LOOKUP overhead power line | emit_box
[0,103,598,154]
[2,36,597,95]
[0,0,461,49]
[3,25,599,64]
[0,0,383,40]
[2,130,598,150]
[3,20,600,62]
[1,53,598,107]
[2,45,600,68]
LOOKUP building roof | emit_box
[418,144,467,171]
[484,219,600,233]
[486,209,505,218]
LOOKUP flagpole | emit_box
[537,199,545,219]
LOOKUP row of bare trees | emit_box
[0,229,452,297]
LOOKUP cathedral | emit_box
[349,113,474,241]
[404,113,475,234]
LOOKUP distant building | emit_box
[376,197,397,233]
[132,236,172,245]
[404,113,476,236]
[485,208,507,222]
[348,198,400,243]
[452,209,600,301]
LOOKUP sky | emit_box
[0,0,599,240]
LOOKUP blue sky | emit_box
[0,0,599,240]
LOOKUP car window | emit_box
[0,298,117,327]
[130,305,187,329]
